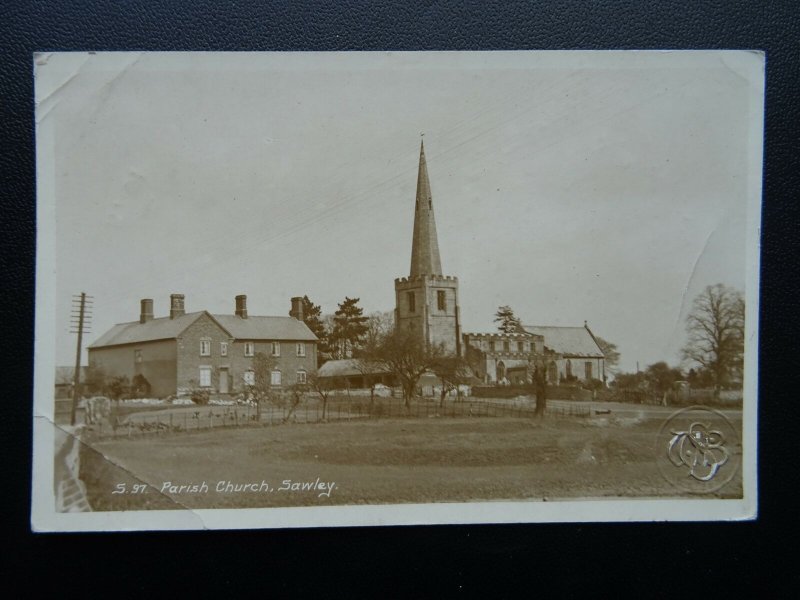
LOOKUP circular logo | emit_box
[655,405,741,494]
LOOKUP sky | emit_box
[35,51,762,373]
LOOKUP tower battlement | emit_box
[394,274,458,285]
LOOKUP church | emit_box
[394,140,606,386]
[319,140,606,389]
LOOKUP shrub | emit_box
[190,388,210,405]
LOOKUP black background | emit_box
[2,1,797,594]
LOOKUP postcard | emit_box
[32,50,763,531]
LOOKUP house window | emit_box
[199,367,212,388]
[271,341,281,357]
[407,292,416,313]
[244,342,255,357]
[134,349,142,363]
[585,362,593,380]
[296,370,307,384]
[243,370,255,386]
[437,290,446,311]
[200,340,211,356]
[220,342,228,357]
[296,343,306,357]
[517,341,525,353]
[270,370,282,386]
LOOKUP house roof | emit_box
[317,359,390,379]
[211,314,317,342]
[88,311,316,349]
[89,312,208,348]
[521,325,604,358]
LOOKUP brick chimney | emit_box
[139,299,154,324]
[235,294,248,319]
[289,296,304,321]
[169,293,185,319]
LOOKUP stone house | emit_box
[87,294,318,398]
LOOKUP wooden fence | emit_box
[86,397,592,440]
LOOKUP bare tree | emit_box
[307,372,335,420]
[681,284,745,397]
[431,356,471,406]
[284,383,307,422]
[250,352,276,421]
[531,358,548,417]
[361,311,395,353]
[367,327,447,410]
[594,336,620,376]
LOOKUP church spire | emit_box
[409,139,443,277]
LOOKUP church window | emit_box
[489,340,496,352]
[437,290,446,311]
[407,292,416,313]
[585,362,593,380]
[503,340,510,352]
[518,341,525,353]
[566,359,572,378]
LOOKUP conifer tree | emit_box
[494,305,523,334]
[301,295,330,365]
[330,297,369,358]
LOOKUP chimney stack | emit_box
[170,293,185,319]
[235,295,248,319]
[140,299,154,324]
[290,296,304,322]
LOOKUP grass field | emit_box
[80,415,743,511]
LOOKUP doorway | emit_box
[219,368,229,394]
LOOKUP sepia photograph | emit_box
[31,51,763,530]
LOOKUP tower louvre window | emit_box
[437,290,446,311]
[407,292,416,313]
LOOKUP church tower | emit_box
[395,141,462,355]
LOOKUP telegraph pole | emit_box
[69,293,93,426]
